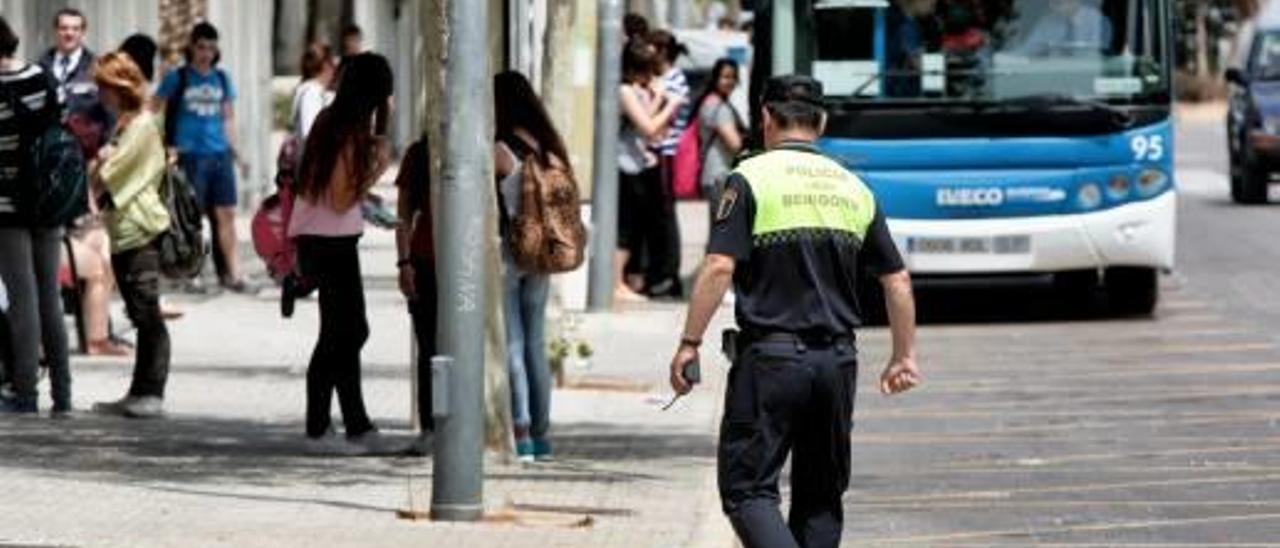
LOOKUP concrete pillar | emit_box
[308,0,348,49]
[392,0,422,151]
[350,0,413,150]
[274,0,309,74]
[207,0,276,209]
[351,0,395,56]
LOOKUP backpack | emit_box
[251,135,301,282]
[163,67,229,147]
[28,121,89,227]
[672,100,722,201]
[502,138,587,274]
[155,165,207,279]
[2,80,88,227]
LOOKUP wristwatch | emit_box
[679,336,702,349]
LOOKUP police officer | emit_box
[668,75,920,548]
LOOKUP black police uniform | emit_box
[708,139,905,548]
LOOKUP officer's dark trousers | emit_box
[719,338,857,548]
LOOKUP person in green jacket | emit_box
[90,52,171,419]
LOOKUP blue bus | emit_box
[751,0,1175,315]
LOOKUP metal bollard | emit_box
[431,356,452,419]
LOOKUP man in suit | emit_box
[39,7,110,158]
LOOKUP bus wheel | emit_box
[1053,270,1100,314]
[1105,267,1158,317]
[1232,154,1268,204]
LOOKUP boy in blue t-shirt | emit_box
[154,22,250,292]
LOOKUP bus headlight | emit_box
[1106,175,1131,200]
[1136,169,1169,197]
[1078,183,1103,209]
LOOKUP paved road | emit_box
[840,117,1280,546]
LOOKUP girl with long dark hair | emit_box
[691,58,745,228]
[289,52,393,453]
[494,70,571,462]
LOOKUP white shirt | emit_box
[53,47,84,83]
[496,142,523,219]
[291,79,333,144]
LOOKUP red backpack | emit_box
[672,99,723,201]
[251,136,301,282]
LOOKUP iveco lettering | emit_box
[936,188,1005,207]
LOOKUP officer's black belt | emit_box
[724,329,854,359]
[745,331,853,347]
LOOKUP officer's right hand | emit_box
[669,346,699,396]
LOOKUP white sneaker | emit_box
[346,430,401,456]
[304,430,362,456]
[122,396,164,418]
[403,432,434,457]
[92,396,136,417]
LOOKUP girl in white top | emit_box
[292,42,337,146]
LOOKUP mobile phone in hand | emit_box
[682,358,701,385]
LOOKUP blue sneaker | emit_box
[533,438,553,462]
[515,438,535,464]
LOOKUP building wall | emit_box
[0,0,161,59]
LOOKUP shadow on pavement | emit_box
[0,416,715,488]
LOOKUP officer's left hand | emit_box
[880,357,921,395]
[669,346,699,396]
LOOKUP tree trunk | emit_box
[1195,4,1210,79]
[159,0,207,67]
[420,0,514,457]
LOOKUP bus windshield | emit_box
[790,0,1170,104]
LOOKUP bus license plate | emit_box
[908,236,1030,255]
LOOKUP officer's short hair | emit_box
[762,75,826,131]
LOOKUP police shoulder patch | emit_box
[716,185,740,223]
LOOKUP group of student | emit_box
[611,13,747,303]
[281,43,573,460]
[0,9,247,417]
[0,11,572,462]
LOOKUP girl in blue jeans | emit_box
[493,71,573,463]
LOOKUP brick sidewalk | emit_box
[0,201,738,547]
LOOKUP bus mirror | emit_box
[1226,68,1249,87]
